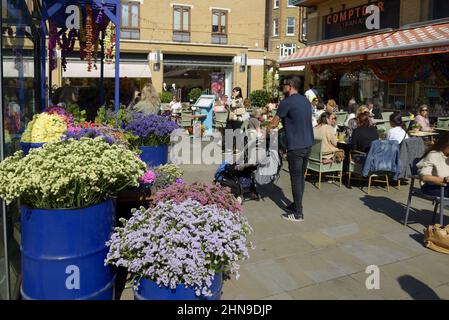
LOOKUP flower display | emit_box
[105,199,252,296]
[140,170,156,185]
[21,113,68,143]
[65,122,126,145]
[152,164,184,189]
[0,137,146,208]
[44,106,74,125]
[154,182,242,214]
[124,112,179,147]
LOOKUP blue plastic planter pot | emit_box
[21,142,45,156]
[21,200,116,300]
[139,145,168,167]
[134,273,223,300]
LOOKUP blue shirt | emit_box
[276,93,314,151]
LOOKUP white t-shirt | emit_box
[386,126,409,144]
[170,102,182,112]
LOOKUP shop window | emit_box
[280,43,296,57]
[274,0,279,9]
[173,6,190,42]
[432,0,449,20]
[121,2,140,40]
[211,10,227,44]
[273,18,279,37]
[286,17,295,36]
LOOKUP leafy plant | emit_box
[249,90,270,108]
[159,91,172,103]
[188,88,203,103]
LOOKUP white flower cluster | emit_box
[0,137,147,209]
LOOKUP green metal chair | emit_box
[347,150,390,194]
[335,112,348,126]
[382,112,394,120]
[437,117,449,128]
[402,117,411,130]
[181,110,193,129]
[305,139,343,190]
[213,111,228,130]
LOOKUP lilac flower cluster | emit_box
[65,127,116,145]
[154,182,242,214]
[124,112,179,146]
[105,199,252,296]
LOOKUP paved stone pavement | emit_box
[121,162,449,300]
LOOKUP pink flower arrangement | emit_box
[153,182,242,214]
[140,170,156,185]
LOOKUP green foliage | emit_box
[249,90,270,108]
[188,88,203,103]
[65,103,87,124]
[159,91,172,103]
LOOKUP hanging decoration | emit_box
[103,23,116,64]
[86,5,93,71]
[48,21,58,71]
[57,28,78,72]
[79,7,86,61]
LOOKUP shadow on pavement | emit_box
[398,275,441,300]
[257,183,292,214]
[360,195,438,228]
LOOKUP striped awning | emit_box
[280,21,449,67]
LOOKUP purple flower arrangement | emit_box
[64,122,127,146]
[139,170,156,185]
[105,199,252,296]
[124,112,179,147]
[153,182,242,214]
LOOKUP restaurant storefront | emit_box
[286,0,449,115]
[1,0,42,299]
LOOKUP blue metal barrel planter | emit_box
[21,142,45,156]
[139,145,168,167]
[134,273,223,300]
[21,200,116,300]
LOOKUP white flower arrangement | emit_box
[0,137,146,209]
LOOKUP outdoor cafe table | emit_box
[435,127,449,133]
[372,119,389,125]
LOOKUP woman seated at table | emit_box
[386,111,409,144]
[169,96,183,114]
[351,112,379,154]
[314,112,341,162]
[326,99,339,113]
[416,133,449,197]
[414,104,434,132]
[344,105,370,143]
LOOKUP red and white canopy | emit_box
[280,21,449,67]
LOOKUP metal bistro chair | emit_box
[213,111,228,131]
[437,117,449,128]
[305,139,343,190]
[404,165,448,227]
[347,149,391,195]
[335,112,348,127]
[382,112,394,121]
[402,117,411,131]
[181,109,193,130]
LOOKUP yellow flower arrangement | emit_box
[4,130,11,144]
[21,113,67,143]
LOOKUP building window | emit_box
[211,10,228,44]
[273,18,279,36]
[280,43,296,57]
[286,17,295,36]
[299,7,307,43]
[121,2,140,39]
[287,0,296,7]
[173,5,191,42]
[274,0,279,9]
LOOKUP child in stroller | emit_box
[214,162,260,203]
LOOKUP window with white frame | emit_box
[286,17,295,35]
[274,0,279,9]
[280,43,296,57]
[273,18,279,36]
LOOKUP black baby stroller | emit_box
[214,148,282,204]
[214,162,259,203]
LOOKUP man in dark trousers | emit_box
[268,76,314,222]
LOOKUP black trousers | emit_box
[287,147,311,216]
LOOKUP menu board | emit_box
[194,96,215,108]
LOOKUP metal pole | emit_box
[114,2,120,112]
[41,20,47,110]
[0,5,11,300]
[100,31,105,106]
